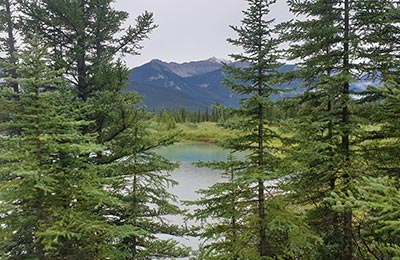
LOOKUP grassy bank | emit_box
[176,122,238,143]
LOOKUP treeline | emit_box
[156,99,298,126]
[156,107,227,126]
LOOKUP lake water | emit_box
[155,142,232,259]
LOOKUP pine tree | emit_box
[88,88,189,259]
[189,155,319,259]
[108,142,190,259]
[187,0,317,258]
[19,0,157,100]
[0,0,19,93]
[221,0,284,257]
[0,37,120,259]
[284,0,354,257]
[354,0,400,81]
[353,2,400,252]
[356,0,400,173]
[352,176,400,258]
[281,0,400,258]
[187,155,260,260]
[7,1,189,258]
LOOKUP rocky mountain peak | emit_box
[147,57,228,78]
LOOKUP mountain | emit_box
[126,58,377,111]
[126,58,302,111]
[154,57,226,78]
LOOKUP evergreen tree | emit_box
[354,0,400,81]
[354,28,400,256]
[188,0,317,258]
[0,37,122,259]
[12,1,189,258]
[281,0,400,258]
[222,0,284,257]
[356,0,400,176]
[352,176,400,258]
[187,155,260,260]
[158,109,177,130]
[283,0,354,257]
[107,136,190,259]
[0,0,19,93]
[189,155,319,259]
[19,0,157,100]
[89,88,189,259]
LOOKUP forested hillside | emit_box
[0,0,399,259]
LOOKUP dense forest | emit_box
[0,0,399,259]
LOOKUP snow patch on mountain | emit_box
[167,81,176,87]
[149,74,165,81]
[198,83,209,88]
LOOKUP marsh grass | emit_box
[177,122,239,143]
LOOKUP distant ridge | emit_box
[150,57,226,78]
[127,58,302,111]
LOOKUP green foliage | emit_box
[360,81,400,178]
[353,72,400,260]
[0,37,108,259]
[187,155,260,259]
[0,0,19,93]
[1,1,190,259]
[354,0,400,80]
[157,109,177,130]
[353,177,400,259]
[189,156,320,260]
[19,0,157,99]
[221,2,287,256]
[282,0,400,259]
[1,0,400,259]
[282,0,356,258]
[186,0,320,258]
[156,106,229,124]
[93,94,190,258]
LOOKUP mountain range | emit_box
[126,58,301,111]
[126,58,376,111]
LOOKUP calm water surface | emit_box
[155,142,232,259]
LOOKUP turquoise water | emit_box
[155,142,231,258]
[156,142,230,163]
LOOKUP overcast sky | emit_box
[113,0,292,68]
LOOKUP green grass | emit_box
[176,122,239,143]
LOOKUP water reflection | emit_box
[155,142,231,259]
[156,142,229,164]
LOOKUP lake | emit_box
[155,142,232,259]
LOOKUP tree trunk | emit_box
[36,189,46,260]
[342,0,353,259]
[77,39,88,99]
[77,1,88,100]
[131,171,138,257]
[35,98,45,260]
[230,157,239,260]
[258,180,267,257]
[5,0,19,94]
[257,66,267,257]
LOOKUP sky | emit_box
[113,0,292,68]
